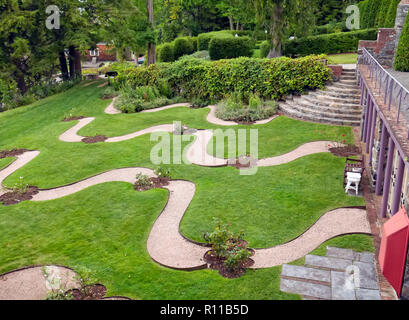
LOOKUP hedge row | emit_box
[208,36,254,60]
[394,11,409,71]
[115,55,332,101]
[358,0,401,29]
[157,36,198,63]
[283,28,378,56]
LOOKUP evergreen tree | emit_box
[394,10,409,71]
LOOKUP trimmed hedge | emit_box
[394,12,409,71]
[283,28,378,56]
[158,43,174,62]
[208,36,254,60]
[173,37,195,60]
[359,0,401,28]
[115,55,332,102]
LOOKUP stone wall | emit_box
[358,29,397,67]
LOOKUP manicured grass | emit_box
[0,157,14,171]
[290,234,374,266]
[327,53,358,65]
[0,81,370,299]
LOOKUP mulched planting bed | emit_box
[329,145,361,157]
[134,177,170,192]
[228,156,256,169]
[66,284,107,300]
[0,149,28,159]
[204,250,255,279]
[0,187,39,206]
[62,116,85,122]
[82,135,108,144]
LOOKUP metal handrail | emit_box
[359,48,409,130]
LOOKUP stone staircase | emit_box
[280,247,382,300]
[279,69,362,126]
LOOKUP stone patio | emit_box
[280,247,382,300]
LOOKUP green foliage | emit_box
[216,92,277,122]
[209,36,254,60]
[394,12,409,72]
[173,37,195,59]
[158,43,175,62]
[116,55,331,102]
[385,0,402,27]
[260,41,271,58]
[154,166,172,179]
[284,29,378,56]
[99,87,119,100]
[135,173,154,189]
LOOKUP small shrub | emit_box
[100,86,118,100]
[154,166,172,179]
[216,92,277,123]
[158,43,175,62]
[260,41,271,58]
[135,173,153,189]
[173,37,195,60]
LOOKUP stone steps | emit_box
[279,102,361,126]
[280,248,382,300]
[301,96,361,110]
[285,100,361,121]
[278,69,362,126]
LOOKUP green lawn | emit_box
[0,81,371,299]
[327,53,358,65]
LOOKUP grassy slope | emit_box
[0,81,370,299]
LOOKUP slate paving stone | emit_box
[359,252,375,263]
[331,271,356,300]
[353,261,379,290]
[282,264,331,283]
[280,278,331,300]
[326,247,357,260]
[356,288,381,300]
[305,255,352,271]
[280,250,381,300]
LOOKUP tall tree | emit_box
[252,0,317,57]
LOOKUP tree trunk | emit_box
[68,46,75,78]
[147,0,156,66]
[236,22,240,31]
[16,72,27,95]
[228,16,234,30]
[267,7,284,58]
[59,51,69,81]
[68,46,82,78]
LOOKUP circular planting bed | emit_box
[227,156,257,170]
[66,284,107,300]
[62,116,85,122]
[204,247,255,279]
[82,135,108,144]
[134,177,170,192]
[0,187,39,206]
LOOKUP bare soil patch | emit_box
[82,135,108,144]
[0,187,39,206]
[0,149,28,159]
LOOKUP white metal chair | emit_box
[345,172,362,195]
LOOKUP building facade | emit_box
[358,0,409,299]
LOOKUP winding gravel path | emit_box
[0,100,371,297]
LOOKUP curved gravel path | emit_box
[104,97,120,114]
[0,148,371,272]
[0,266,81,300]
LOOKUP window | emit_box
[89,48,100,57]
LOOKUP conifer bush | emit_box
[394,12,409,72]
